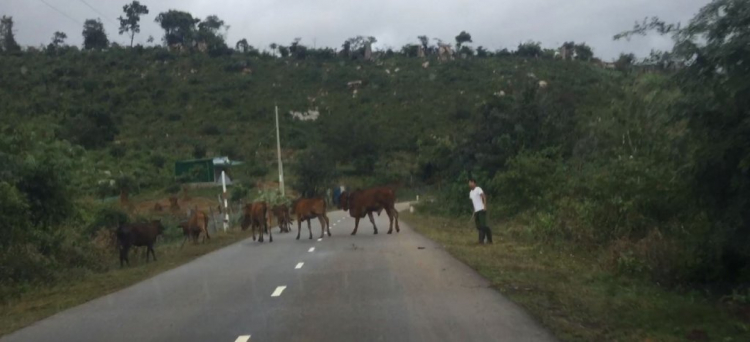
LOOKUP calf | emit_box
[291,198,331,240]
[116,220,166,267]
[271,204,293,233]
[341,187,399,235]
[179,209,210,247]
[243,202,272,242]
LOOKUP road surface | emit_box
[2,204,556,342]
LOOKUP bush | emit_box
[200,124,221,135]
[86,206,129,236]
[489,150,561,216]
[230,183,249,202]
[192,143,206,159]
[291,147,337,197]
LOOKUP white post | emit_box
[275,105,285,196]
[221,170,229,232]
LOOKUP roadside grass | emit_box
[0,229,253,337]
[401,212,749,342]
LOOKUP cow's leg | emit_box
[307,219,313,240]
[368,212,378,234]
[268,219,273,243]
[324,214,331,236]
[393,206,400,232]
[119,245,129,267]
[149,243,156,261]
[258,222,264,242]
[204,226,211,241]
[296,218,302,240]
[318,216,326,238]
[385,207,395,234]
[252,223,257,241]
[351,217,361,235]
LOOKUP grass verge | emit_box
[401,211,749,342]
[0,229,252,337]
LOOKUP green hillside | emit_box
[2,0,750,338]
[0,49,621,192]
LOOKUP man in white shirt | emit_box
[469,178,492,244]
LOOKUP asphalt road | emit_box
[2,204,556,342]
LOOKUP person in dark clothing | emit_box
[469,178,492,244]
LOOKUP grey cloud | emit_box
[2,0,709,60]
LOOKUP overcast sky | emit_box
[2,0,709,60]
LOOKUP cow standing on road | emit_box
[291,198,331,240]
[339,187,400,235]
[271,204,293,233]
[243,202,272,242]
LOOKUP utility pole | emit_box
[275,105,285,196]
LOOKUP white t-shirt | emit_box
[469,187,485,212]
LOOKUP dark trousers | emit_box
[474,210,493,243]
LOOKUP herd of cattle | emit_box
[115,186,400,267]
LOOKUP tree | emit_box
[197,15,228,55]
[476,46,488,57]
[459,45,474,57]
[615,53,636,71]
[236,38,249,53]
[147,35,154,43]
[49,31,67,48]
[289,37,307,59]
[118,1,149,47]
[516,41,542,58]
[198,15,225,33]
[269,43,278,56]
[615,0,750,280]
[455,30,472,50]
[417,35,429,52]
[342,36,376,59]
[278,45,289,57]
[495,48,511,57]
[291,147,337,197]
[63,110,119,148]
[574,43,594,61]
[155,10,199,47]
[0,16,21,52]
[82,19,109,50]
[400,44,419,57]
[560,41,576,59]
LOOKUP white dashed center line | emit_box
[308,247,315,252]
[234,335,251,342]
[271,286,286,297]
[295,262,304,269]
[317,238,322,241]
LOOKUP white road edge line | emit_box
[234,335,251,342]
[308,247,315,252]
[295,262,304,269]
[271,286,286,297]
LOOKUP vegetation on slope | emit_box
[1,0,749,338]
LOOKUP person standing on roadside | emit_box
[469,178,492,244]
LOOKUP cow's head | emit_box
[338,191,349,210]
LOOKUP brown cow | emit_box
[270,204,293,233]
[116,220,166,267]
[180,209,210,247]
[340,187,400,235]
[291,198,331,240]
[243,202,272,242]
